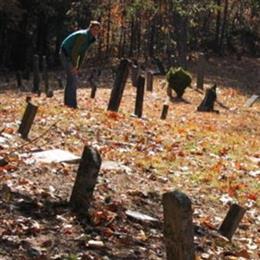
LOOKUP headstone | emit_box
[70,146,102,215]
[146,70,154,92]
[162,190,195,260]
[197,84,218,112]
[161,103,169,120]
[107,59,130,112]
[131,64,140,87]
[134,76,145,118]
[244,95,259,107]
[218,204,246,240]
[18,102,38,139]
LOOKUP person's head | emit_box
[89,20,101,38]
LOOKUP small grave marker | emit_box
[131,64,140,87]
[218,204,246,240]
[18,102,38,139]
[134,75,145,118]
[163,190,195,260]
[70,146,102,215]
[161,103,169,120]
[146,70,154,92]
[107,59,130,112]
[244,94,259,107]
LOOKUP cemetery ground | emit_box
[0,56,259,259]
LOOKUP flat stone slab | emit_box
[31,149,80,163]
[126,210,159,225]
[101,160,132,174]
[244,95,259,107]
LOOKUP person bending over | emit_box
[60,21,101,108]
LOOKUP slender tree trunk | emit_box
[215,0,222,51]
[219,0,229,55]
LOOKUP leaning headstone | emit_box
[197,84,218,112]
[244,94,259,107]
[196,52,206,89]
[32,54,40,93]
[70,146,102,215]
[131,64,140,87]
[18,102,38,139]
[134,76,145,118]
[162,190,195,260]
[146,70,154,92]
[161,103,169,120]
[218,204,246,240]
[107,59,130,112]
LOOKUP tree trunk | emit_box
[219,0,229,55]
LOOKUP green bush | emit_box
[166,67,192,98]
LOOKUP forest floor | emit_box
[0,55,259,259]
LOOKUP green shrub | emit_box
[166,67,192,98]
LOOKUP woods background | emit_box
[0,0,259,72]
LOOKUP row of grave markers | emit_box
[71,145,247,260]
[14,57,251,259]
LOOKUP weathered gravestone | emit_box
[218,204,246,240]
[163,190,195,260]
[70,146,102,215]
[244,94,259,107]
[134,75,145,118]
[197,84,218,112]
[107,59,130,112]
[146,70,154,92]
[161,103,169,120]
[131,63,141,87]
[18,102,38,139]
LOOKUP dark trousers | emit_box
[59,51,78,108]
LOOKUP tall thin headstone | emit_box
[134,76,145,118]
[18,102,38,139]
[146,70,154,92]
[131,64,140,87]
[163,190,195,260]
[219,204,246,240]
[161,103,169,120]
[70,146,102,216]
[107,59,130,112]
